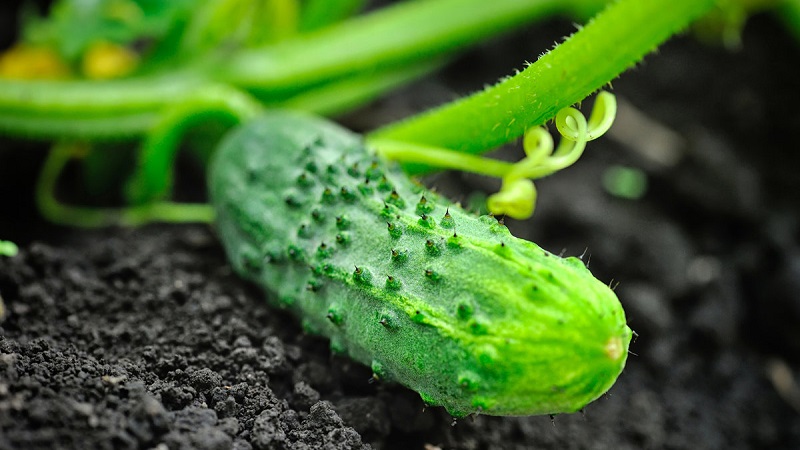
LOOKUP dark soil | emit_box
[2,8,800,450]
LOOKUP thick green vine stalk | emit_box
[298,0,368,32]
[0,0,608,142]
[220,0,609,93]
[369,0,717,170]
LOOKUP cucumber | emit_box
[208,112,632,417]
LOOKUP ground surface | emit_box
[2,7,800,450]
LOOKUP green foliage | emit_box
[21,0,194,64]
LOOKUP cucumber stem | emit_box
[372,92,616,219]
[373,141,514,179]
[221,0,606,93]
[0,0,607,141]
[36,143,214,228]
[368,0,717,172]
[125,85,265,204]
[298,0,367,32]
[277,59,445,117]
[0,70,206,116]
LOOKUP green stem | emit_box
[299,0,368,32]
[127,61,446,204]
[0,71,205,116]
[36,144,214,227]
[0,0,607,141]
[219,0,608,93]
[266,0,302,40]
[126,85,265,204]
[0,111,158,141]
[0,70,207,140]
[277,59,445,117]
[374,139,514,178]
[368,0,716,173]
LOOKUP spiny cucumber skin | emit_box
[209,112,632,417]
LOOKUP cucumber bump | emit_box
[209,112,632,417]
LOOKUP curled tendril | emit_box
[370,91,617,220]
[487,91,616,219]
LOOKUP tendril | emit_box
[488,91,616,219]
[371,91,617,220]
[486,178,537,220]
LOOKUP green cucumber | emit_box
[208,112,632,417]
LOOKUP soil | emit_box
[2,6,800,450]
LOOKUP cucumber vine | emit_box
[0,0,746,417]
[2,0,717,227]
